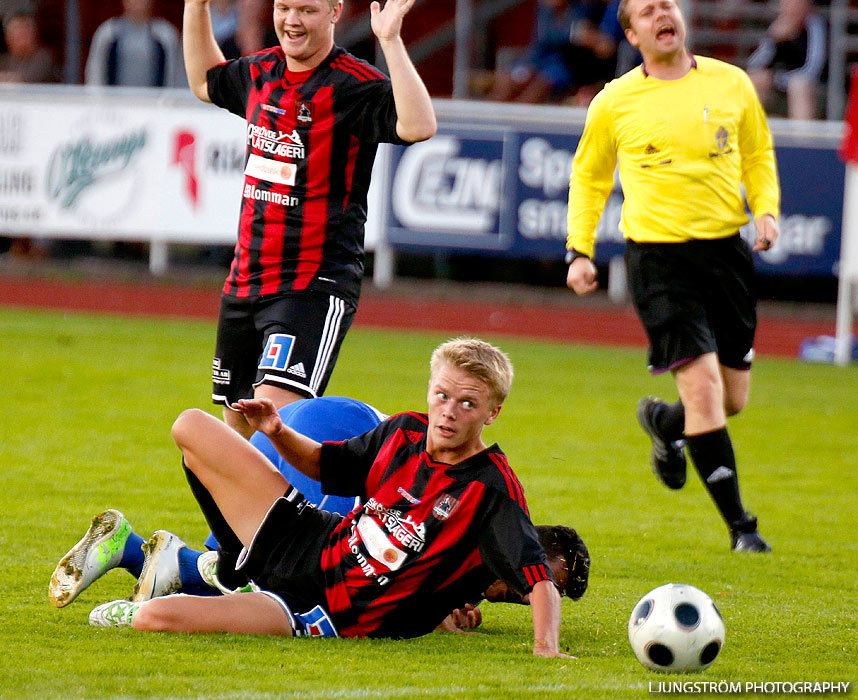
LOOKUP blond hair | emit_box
[617,0,632,30]
[429,337,514,404]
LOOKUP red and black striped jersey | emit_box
[206,45,408,304]
[318,411,553,639]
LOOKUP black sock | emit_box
[653,400,685,441]
[182,459,247,588]
[685,427,747,527]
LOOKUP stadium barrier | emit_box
[0,85,849,289]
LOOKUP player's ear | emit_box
[331,0,344,23]
[625,26,640,48]
[484,403,502,426]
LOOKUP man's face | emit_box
[273,0,342,67]
[122,0,153,22]
[624,0,687,62]
[426,362,500,462]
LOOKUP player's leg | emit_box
[626,240,693,489]
[721,365,750,417]
[212,295,262,439]
[674,355,746,532]
[171,408,290,546]
[92,592,295,636]
[705,236,770,551]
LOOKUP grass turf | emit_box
[0,307,855,699]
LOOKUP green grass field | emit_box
[0,306,855,699]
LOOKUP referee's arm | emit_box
[183,0,226,102]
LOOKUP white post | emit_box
[371,144,395,289]
[608,255,627,304]
[834,163,857,365]
[149,240,169,276]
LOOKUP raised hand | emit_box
[231,397,283,436]
[370,0,416,43]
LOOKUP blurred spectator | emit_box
[85,0,184,87]
[490,0,616,105]
[0,9,59,259]
[595,0,639,77]
[747,0,826,120]
[0,10,60,84]
[210,0,241,59]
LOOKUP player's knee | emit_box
[724,394,747,417]
[171,408,209,448]
[131,599,173,632]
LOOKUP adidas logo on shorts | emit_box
[287,362,307,378]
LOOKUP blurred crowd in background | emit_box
[0,0,845,117]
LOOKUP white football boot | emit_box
[130,530,185,602]
[49,509,132,608]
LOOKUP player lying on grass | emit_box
[50,396,589,616]
[54,338,580,655]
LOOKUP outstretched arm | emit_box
[231,398,323,480]
[183,0,226,101]
[370,0,436,143]
[530,580,573,658]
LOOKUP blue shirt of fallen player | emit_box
[204,396,386,550]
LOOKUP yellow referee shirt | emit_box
[567,56,780,259]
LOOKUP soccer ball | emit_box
[628,583,726,673]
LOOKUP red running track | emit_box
[0,276,836,358]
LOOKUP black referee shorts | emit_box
[625,234,757,374]
[212,290,356,405]
[237,488,342,614]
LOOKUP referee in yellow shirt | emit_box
[566,0,779,552]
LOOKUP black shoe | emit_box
[636,396,687,489]
[730,515,772,553]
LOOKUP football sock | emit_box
[182,459,249,591]
[685,427,746,527]
[182,460,244,556]
[177,546,217,596]
[119,531,146,578]
[653,399,686,441]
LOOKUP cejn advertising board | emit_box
[386,118,846,278]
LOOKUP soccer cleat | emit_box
[89,599,142,627]
[49,509,132,608]
[731,515,772,553]
[197,550,255,595]
[732,531,772,552]
[130,530,185,602]
[636,396,687,490]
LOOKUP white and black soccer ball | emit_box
[628,583,726,673]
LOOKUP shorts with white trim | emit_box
[236,488,342,620]
[257,594,339,638]
[625,235,757,373]
[212,290,355,405]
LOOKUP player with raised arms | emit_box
[184,0,436,438]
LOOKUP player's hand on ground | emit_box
[435,604,483,634]
[231,397,282,436]
[370,0,414,42]
[753,213,779,252]
[566,257,598,295]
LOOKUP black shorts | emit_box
[212,290,356,405]
[625,235,757,373]
[237,488,342,615]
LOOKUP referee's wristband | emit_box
[565,249,590,265]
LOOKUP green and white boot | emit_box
[89,599,143,627]
[49,509,132,608]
